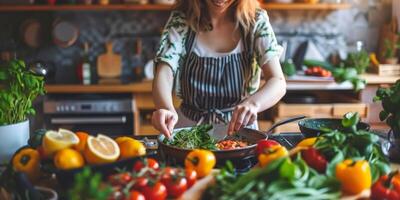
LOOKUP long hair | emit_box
[174,0,260,34]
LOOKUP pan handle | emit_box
[264,115,306,134]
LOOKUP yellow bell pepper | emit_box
[296,137,317,148]
[12,147,41,182]
[185,149,216,178]
[336,159,371,195]
[258,145,288,167]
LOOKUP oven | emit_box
[43,94,135,136]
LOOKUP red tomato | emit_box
[133,158,159,172]
[141,182,167,200]
[160,167,176,182]
[133,177,149,190]
[128,191,145,200]
[185,169,197,188]
[163,177,187,198]
[256,140,280,155]
[108,173,132,186]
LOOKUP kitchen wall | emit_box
[0,0,393,82]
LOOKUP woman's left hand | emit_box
[228,102,259,135]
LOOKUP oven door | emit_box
[44,113,134,136]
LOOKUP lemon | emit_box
[115,136,135,145]
[84,134,120,165]
[118,139,146,160]
[42,129,80,157]
[54,148,85,170]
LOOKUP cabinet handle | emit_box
[51,116,127,124]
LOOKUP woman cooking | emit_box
[152,0,286,138]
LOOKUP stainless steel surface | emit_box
[28,61,47,76]
[44,99,132,114]
[51,116,127,124]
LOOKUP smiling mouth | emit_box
[211,0,230,7]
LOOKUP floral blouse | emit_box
[155,9,283,97]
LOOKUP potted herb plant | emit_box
[374,80,400,149]
[344,50,370,74]
[0,60,45,163]
[383,39,399,64]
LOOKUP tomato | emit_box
[256,139,280,155]
[160,167,176,182]
[133,177,149,190]
[128,191,145,200]
[133,158,159,172]
[141,182,167,200]
[108,172,132,186]
[163,177,187,198]
[185,169,197,188]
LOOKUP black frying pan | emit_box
[158,116,306,164]
[298,118,370,138]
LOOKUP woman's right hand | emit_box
[151,109,178,138]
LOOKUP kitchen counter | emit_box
[45,74,399,93]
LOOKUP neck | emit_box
[208,4,232,27]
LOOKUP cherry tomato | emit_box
[128,191,145,200]
[160,167,176,182]
[256,140,280,155]
[163,177,187,198]
[108,172,132,186]
[141,182,167,200]
[185,169,197,188]
[133,158,159,172]
[133,177,149,190]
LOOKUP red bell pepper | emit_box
[371,171,400,200]
[256,139,280,155]
[301,147,327,173]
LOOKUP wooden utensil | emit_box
[97,42,122,78]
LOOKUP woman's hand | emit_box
[152,109,178,138]
[228,102,259,135]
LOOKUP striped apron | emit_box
[178,28,254,126]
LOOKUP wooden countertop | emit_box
[45,80,153,93]
[45,74,399,93]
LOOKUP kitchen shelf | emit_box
[0,3,350,12]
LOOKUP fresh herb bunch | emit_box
[0,60,45,125]
[314,112,391,182]
[374,80,400,138]
[303,59,366,91]
[68,167,112,200]
[164,124,217,150]
[383,39,400,59]
[344,50,370,74]
[203,157,341,200]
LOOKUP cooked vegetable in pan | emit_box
[163,125,250,150]
[163,124,218,150]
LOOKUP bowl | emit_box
[298,118,370,138]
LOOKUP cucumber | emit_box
[303,60,334,71]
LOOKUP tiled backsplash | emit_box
[0,0,392,82]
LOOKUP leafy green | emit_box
[374,80,400,138]
[163,124,217,150]
[303,59,366,91]
[203,157,341,200]
[344,50,370,74]
[68,167,112,200]
[0,60,45,125]
[314,112,390,182]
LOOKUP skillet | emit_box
[158,116,305,164]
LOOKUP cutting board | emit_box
[97,42,122,78]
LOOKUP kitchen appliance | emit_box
[43,94,135,136]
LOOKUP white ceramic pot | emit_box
[0,120,30,163]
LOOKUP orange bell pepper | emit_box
[258,145,288,167]
[336,159,371,195]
